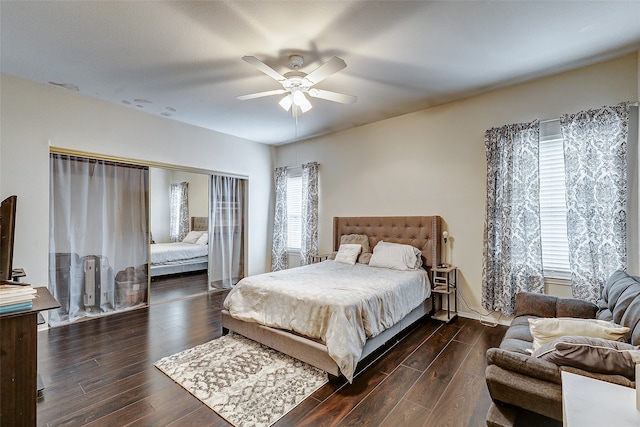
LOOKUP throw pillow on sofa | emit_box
[528,317,629,351]
[532,336,640,380]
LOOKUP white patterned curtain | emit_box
[209,175,245,289]
[169,181,189,242]
[482,121,544,316]
[561,103,629,303]
[300,162,319,266]
[271,167,288,271]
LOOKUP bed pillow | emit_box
[340,234,371,263]
[528,317,630,351]
[532,336,640,380]
[334,244,362,265]
[195,232,209,245]
[182,231,204,244]
[368,241,422,271]
[358,252,372,265]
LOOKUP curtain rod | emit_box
[540,102,640,125]
[280,162,320,170]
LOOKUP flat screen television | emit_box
[0,195,17,282]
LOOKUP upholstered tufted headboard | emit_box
[190,216,208,231]
[333,216,442,268]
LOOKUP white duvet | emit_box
[223,260,431,381]
[150,242,208,265]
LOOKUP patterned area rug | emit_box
[154,333,328,427]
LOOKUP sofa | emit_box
[485,270,640,427]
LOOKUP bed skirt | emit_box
[150,260,208,277]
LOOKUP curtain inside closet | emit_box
[209,175,246,289]
[49,154,149,325]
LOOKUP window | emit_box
[539,133,571,280]
[286,172,302,250]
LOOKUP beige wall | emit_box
[275,53,640,323]
[0,74,274,290]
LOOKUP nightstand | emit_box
[310,254,329,263]
[431,265,457,323]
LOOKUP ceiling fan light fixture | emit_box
[240,55,352,115]
[279,94,292,111]
[293,91,312,113]
[299,98,312,113]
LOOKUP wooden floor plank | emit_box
[403,340,473,410]
[402,323,460,372]
[337,365,422,426]
[423,371,487,427]
[294,367,389,427]
[379,398,431,427]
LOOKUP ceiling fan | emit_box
[237,54,357,115]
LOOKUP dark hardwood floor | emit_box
[36,289,559,427]
[149,271,209,304]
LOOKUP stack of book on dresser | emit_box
[0,283,37,313]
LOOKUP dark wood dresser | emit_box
[1,287,59,426]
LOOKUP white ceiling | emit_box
[2,1,640,145]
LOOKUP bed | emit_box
[150,216,209,277]
[222,215,442,381]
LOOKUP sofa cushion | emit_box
[513,292,597,319]
[528,317,629,351]
[533,336,640,380]
[597,270,640,345]
[498,316,535,354]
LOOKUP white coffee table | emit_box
[562,371,640,426]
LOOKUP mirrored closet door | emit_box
[149,167,210,303]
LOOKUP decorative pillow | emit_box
[533,336,640,380]
[195,232,209,245]
[528,317,630,351]
[334,244,362,265]
[358,252,372,265]
[340,234,371,259]
[182,231,204,244]
[368,241,422,271]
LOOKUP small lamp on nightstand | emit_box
[441,231,449,268]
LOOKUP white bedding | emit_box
[223,260,431,381]
[150,242,208,265]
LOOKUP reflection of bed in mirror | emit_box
[150,217,208,277]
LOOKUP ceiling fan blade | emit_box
[236,89,287,100]
[242,56,287,82]
[308,88,357,104]
[305,56,347,85]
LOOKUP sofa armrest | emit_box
[513,292,597,319]
[486,347,562,385]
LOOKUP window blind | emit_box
[286,174,302,250]
[539,136,571,278]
